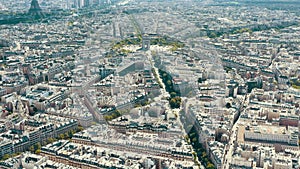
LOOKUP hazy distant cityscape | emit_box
[0,0,299,169]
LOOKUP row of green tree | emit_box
[134,100,150,108]
[0,126,84,161]
[29,128,81,154]
[104,109,122,121]
[0,152,22,161]
[103,95,152,121]
[188,126,215,169]
[112,35,185,54]
[181,112,215,169]
[207,22,298,38]
[158,69,182,109]
[151,68,163,88]
[290,79,300,89]
[150,36,185,51]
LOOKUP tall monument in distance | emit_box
[28,0,44,18]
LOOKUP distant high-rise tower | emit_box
[28,0,44,18]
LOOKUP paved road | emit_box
[222,95,248,169]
